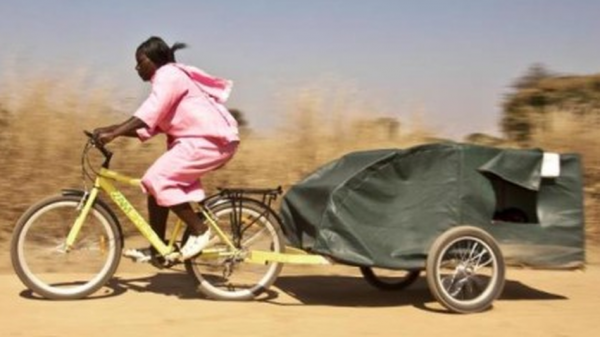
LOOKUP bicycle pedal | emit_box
[165,251,182,262]
[150,257,177,269]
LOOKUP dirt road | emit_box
[1,246,600,337]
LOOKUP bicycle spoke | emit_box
[241,227,269,247]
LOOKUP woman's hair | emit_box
[136,36,187,67]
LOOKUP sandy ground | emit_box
[1,240,600,337]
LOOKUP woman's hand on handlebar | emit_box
[92,125,118,147]
[92,117,147,146]
[94,130,116,147]
[84,130,113,162]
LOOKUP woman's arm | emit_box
[94,117,147,145]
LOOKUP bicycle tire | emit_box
[426,226,505,314]
[11,195,122,299]
[185,198,284,300]
[360,267,421,291]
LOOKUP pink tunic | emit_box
[134,63,239,206]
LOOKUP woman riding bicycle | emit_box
[93,36,239,262]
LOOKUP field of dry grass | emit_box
[0,74,598,249]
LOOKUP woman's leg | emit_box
[170,202,207,235]
[148,195,169,248]
[123,195,170,262]
[171,202,210,259]
[141,140,238,259]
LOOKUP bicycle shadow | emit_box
[111,271,202,300]
[19,279,129,301]
[17,270,200,301]
[269,274,567,313]
[111,271,281,301]
[18,270,280,301]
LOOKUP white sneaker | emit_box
[123,247,154,263]
[180,229,211,260]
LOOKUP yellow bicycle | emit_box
[10,132,290,300]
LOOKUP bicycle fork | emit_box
[64,188,100,252]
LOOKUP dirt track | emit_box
[1,244,600,337]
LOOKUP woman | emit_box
[94,36,239,262]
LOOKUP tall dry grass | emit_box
[0,72,598,246]
[0,73,433,239]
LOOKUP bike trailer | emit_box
[280,142,585,270]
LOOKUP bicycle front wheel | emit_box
[11,195,122,299]
[185,198,284,300]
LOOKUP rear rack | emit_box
[207,187,283,248]
[218,186,282,207]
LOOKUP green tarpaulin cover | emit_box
[280,143,585,269]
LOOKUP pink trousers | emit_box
[141,138,238,207]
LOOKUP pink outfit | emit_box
[134,63,239,207]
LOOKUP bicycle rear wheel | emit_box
[11,195,122,299]
[185,198,284,300]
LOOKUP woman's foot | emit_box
[123,247,156,263]
[180,229,211,259]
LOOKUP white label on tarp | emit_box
[541,152,560,178]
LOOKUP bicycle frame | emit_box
[64,167,236,258]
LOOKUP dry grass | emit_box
[0,73,598,247]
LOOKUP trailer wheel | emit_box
[360,267,420,291]
[426,226,505,314]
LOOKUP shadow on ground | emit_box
[18,272,566,314]
[18,271,198,301]
[270,274,566,310]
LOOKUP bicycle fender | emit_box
[61,189,124,246]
